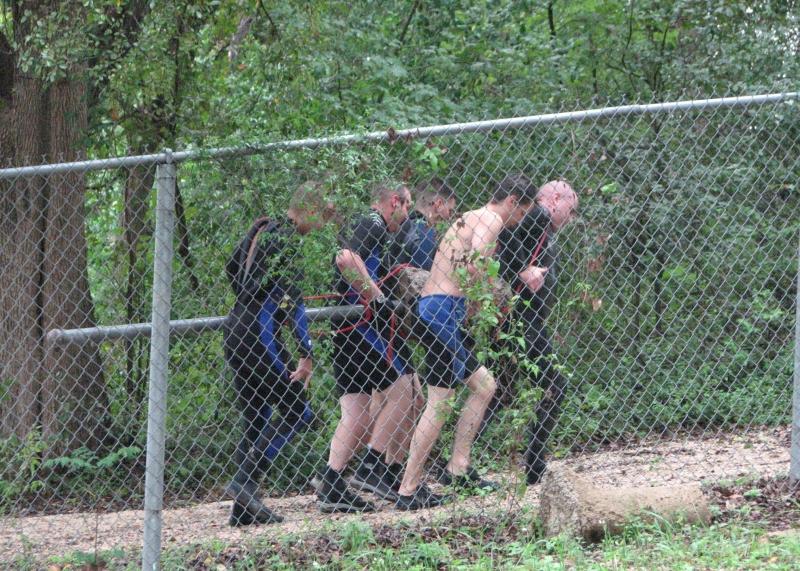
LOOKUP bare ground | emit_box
[0,425,791,565]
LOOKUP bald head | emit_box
[537,180,578,231]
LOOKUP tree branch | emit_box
[88,0,152,109]
[228,15,254,62]
[257,0,281,40]
[547,1,557,44]
[398,0,421,47]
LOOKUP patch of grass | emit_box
[22,507,800,570]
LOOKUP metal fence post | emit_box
[791,232,800,486]
[142,153,177,570]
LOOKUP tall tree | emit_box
[0,0,109,452]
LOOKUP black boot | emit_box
[317,465,375,513]
[395,484,450,511]
[525,441,547,485]
[350,449,399,500]
[437,465,500,492]
[229,500,256,526]
[384,462,404,492]
[225,453,283,525]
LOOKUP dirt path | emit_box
[1,426,790,564]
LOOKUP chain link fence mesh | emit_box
[0,92,798,563]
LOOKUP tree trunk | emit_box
[0,31,13,161]
[0,73,48,440]
[40,72,108,452]
[0,1,108,453]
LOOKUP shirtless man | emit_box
[395,174,538,510]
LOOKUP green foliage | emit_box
[0,432,143,514]
[0,431,47,512]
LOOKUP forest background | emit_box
[0,0,798,514]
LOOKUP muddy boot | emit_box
[225,478,283,525]
[229,500,256,526]
[395,484,450,511]
[349,449,398,501]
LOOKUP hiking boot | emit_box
[224,480,284,525]
[438,466,500,492]
[395,484,450,511]
[317,467,375,513]
[350,456,399,501]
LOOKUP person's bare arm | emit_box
[466,212,504,277]
[336,248,383,301]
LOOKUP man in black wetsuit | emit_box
[223,181,336,526]
[316,182,417,513]
[495,179,578,484]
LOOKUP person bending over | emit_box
[395,174,537,510]
[388,177,456,271]
[493,179,578,484]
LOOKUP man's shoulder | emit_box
[471,207,503,230]
[339,209,388,251]
[352,209,386,230]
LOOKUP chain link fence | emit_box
[1,91,798,566]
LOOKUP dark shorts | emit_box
[417,294,482,388]
[332,322,412,395]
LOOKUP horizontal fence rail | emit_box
[46,304,371,345]
[0,92,795,178]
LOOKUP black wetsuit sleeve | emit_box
[339,214,384,259]
[499,208,551,291]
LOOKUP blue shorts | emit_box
[417,295,482,388]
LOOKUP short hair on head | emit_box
[290,179,330,213]
[491,173,537,205]
[371,181,407,204]
[415,177,455,209]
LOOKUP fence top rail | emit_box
[1,91,797,179]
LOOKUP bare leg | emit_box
[447,366,496,475]
[387,373,425,464]
[369,374,417,464]
[397,385,455,496]
[328,393,372,472]
[368,389,386,424]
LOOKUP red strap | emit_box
[313,263,414,336]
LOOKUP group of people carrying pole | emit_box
[222,174,579,525]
